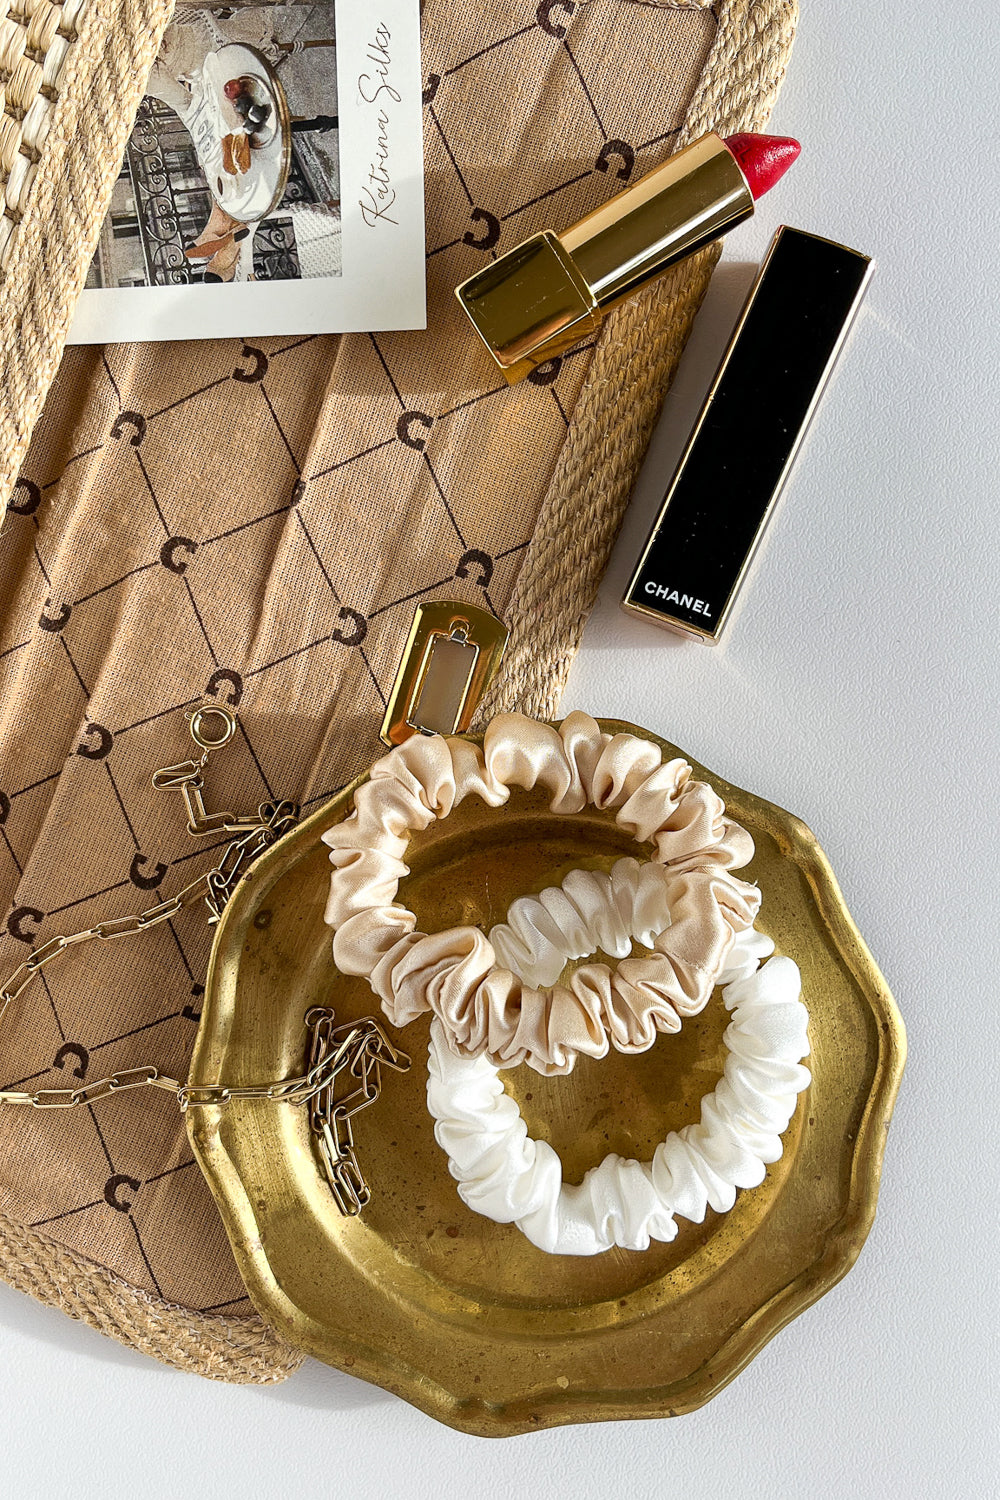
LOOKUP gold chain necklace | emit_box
[0,703,410,1217]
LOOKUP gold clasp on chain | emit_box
[187,704,239,753]
[149,704,300,922]
[152,704,266,837]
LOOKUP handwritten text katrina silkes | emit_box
[358,24,400,228]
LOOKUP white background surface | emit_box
[3,3,998,1496]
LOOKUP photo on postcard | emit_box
[69,0,425,343]
[87,6,342,290]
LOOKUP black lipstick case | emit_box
[622,226,873,643]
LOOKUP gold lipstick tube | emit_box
[455,133,753,384]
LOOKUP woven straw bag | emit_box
[0,0,796,1381]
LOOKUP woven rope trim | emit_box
[0,0,796,1383]
[0,0,89,244]
[0,0,176,509]
[0,1204,304,1380]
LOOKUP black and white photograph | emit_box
[69,0,424,342]
[87,6,342,290]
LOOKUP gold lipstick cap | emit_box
[455,132,753,384]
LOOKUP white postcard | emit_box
[68,0,425,343]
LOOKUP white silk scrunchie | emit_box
[427,927,810,1255]
[323,712,761,1077]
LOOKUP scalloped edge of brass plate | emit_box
[187,720,906,1435]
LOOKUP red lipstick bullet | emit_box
[723,133,801,200]
[456,130,801,384]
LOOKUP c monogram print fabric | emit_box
[0,0,795,1373]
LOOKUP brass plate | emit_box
[187,721,905,1435]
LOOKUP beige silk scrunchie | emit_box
[323,712,761,1077]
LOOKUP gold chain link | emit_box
[176,1013,409,1111]
[2,1065,184,1110]
[0,875,212,1042]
